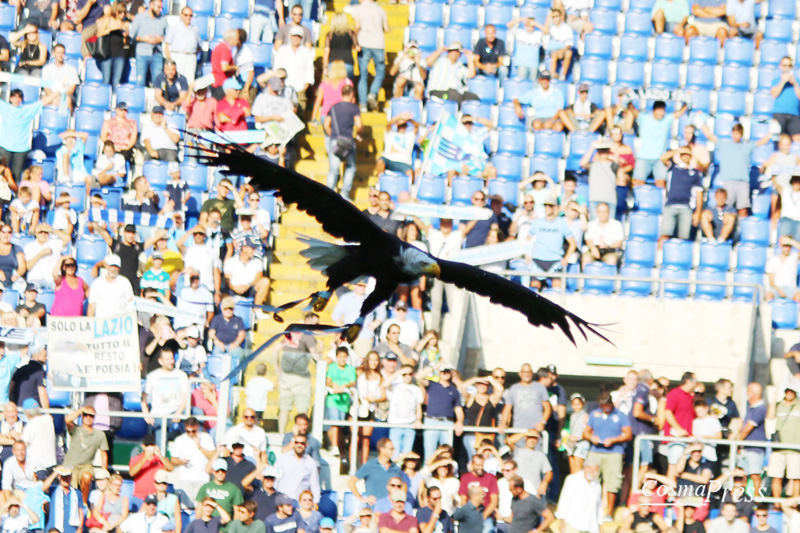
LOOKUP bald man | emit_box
[736,382,767,495]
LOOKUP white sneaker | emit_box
[331,446,340,457]
[254,309,269,321]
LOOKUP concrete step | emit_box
[269,262,322,278]
[271,277,329,294]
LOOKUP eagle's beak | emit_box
[424,263,442,278]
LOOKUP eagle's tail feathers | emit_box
[296,234,353,274]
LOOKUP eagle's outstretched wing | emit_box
[436,258,612,346]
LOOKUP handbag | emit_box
[88,33,111,60]
[84,492,111,529]
[330,106,355,160]
[773,400,797,443]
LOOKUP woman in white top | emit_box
[763,134,800,228]
[777,176,800,243]
[356,351,386,466]
[420,458,460,514]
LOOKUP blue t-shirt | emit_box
[0,101,43,153]
[417,507,454,533]
[636,113,674,160]
[725,0,755,26]
[773,80,800,116]
[517,87,565,119]
[154,72,189,103]
[743,401,767,450]
[715,140,755,183]
[253,0,277,12]
[629,383,655,436]
[354,459,406,500]
[587,407,630,454]
[426,381,461,418]
[0,352,20,405]
[693,0,726,22]
[528,217,572,261]
[209,314,246,345]
[266,511,306,533]
[666,166,704,206]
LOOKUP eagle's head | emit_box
[396,246,441,278]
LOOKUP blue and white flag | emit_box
[422,113,487,177]
[0,326,35,345]
[88,208,174,229]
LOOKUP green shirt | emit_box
[325,364,356,412]
[229,520,267,533]
[201,197,236,232]
[196,480,244,518]
[63,426,109,467]
[651,0,690,23]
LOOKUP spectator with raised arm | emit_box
[424,44,478,105]
[771,57,800,142]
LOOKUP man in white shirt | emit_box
[142,345,190,443]
[555,458,602,533]
[273,26,315,114]
[164,6,201,83]
[169,417,215,503]
[582,202,625,267]
[174,274,215,330]
[141,106,181,162]
[424,218,465,332]
[379,300,420,346]
[252,77,295,130]
[20,399,56,473]
[766,236,800,301]
[708,502,750,533]
[496,460,534,525]
[2,440,37,491]
[24,224,65,290]
[41,44,79,110]
[223,239,269,306]
[234,31,255,102]
[177,227,222,296]
[224,408,268,465]
[118,494,170,533]
[375,114,418,180]
[87,254,134,317]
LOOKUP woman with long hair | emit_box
[17,165,47,209]
[356,351,386,465]
[51,256,88,317]
[297,490,323,533]
[396,222,427,309]
[154,472,181,532]
[416,330,441,379]
[12,25,47,77]
[323,13,358,81]
[0,158,16,214]
[460,375,504,462]
[421,449,460,514]
[309,60,354,130]
[0,225,24,290]
[87,473,129,533]
[95,3,129,89]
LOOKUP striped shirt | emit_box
[427,57,469,93]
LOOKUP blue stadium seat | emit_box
[716,88,746,117]
[685,87,711,114]
[258,192,277,220]
[56,31,82,58]
[409,24,438,51]
[594,0,622,9]
[724,38,755,66]
[426,99,458,125]
[250,43,273,71]
[37,289,55,313]
[732,270,762,301]
[624,10,653,36]
[720,65,749,91]
[118,417,149,440]
[759,40,788,66]
[662,239,693,269]
[492,153,524,180]
[751,191,771,218]
[443,26,473,49]
[123,388,142,410]
[460,100,492,121]
[624,238,657,268]
[618,35,648,62]
[448,2,479,27]
[752,90,775,119]
[487,179,519,206]
[654,34,684,63]
[498,103,526,131]
[649,61,680,89]
[233,299,253,330]
[451,177,483,205]
[0,290,18,308]
[736,244,767,273]
[769,0,796,18]
[757,65,780,90]
[76,237,108,268]
[615,59,645,86]
[628,212,659,241]
[182,163,209,193]
[30,131,62,159]
[619,265,654,297]
[413,1,444,26]
[503,79,533,103]
[223,0,250,17]
[468,76,499,104]
[583,262,617,295]
[143,160,170,188]
[91,186,123,211]
[528,155,557,179]
[739,217,770,246]
[84,58,104,83]
[164,112,185,136]
[319,491,338,521]
[10,234,33,249]
[79,83,112,110]
[629,0,656,9]
[589,9,618,35]
[496,129,528,156]
[39,107,69,132]
[750,121,772,140]
[633,185,664,214]
[116,84,146,113]
[689,37,719,65]
[187,0,214,15]
[74,108,106,135]
[519,5,549,22]
[416,175,446,204]
[192,14,210,41]
[10,83,39,104]
[580,58,610,85]
[343,492,359,518]
[484,4,513,26]
[699,242,732,271]
[772,299,799,328]
[583,33,613,60]
[0,4,15,30]
[765,18,794,43]
[565,131,598,169]
[390,97,422,122]
[212,16,246,39]
[379,173,411,201]
[47,380,70,408]
[695,268,727,300]
[533,131,564,158]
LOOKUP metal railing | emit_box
[632,434,800,504]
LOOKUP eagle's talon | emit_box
[343,323,362,343]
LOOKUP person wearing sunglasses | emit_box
[63,405,109,505]
[224,408,268,466]
[417,486,453,533]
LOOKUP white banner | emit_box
[261,110,305,147]
[392,204,493,221]
[449,240,527,266]
[134,297,204,324]
[47,313,141,392]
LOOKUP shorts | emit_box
[779,217,800,242]
[693,20,729,37]
[767,450,800,479]
[737,449,766,476]
[668,442,687,464]
[323,405,348,432]
[722,181,751,210]
[775,113,800,137]
[70,463,96,488]
[529,258,564,279]
[380,157,412,174]
[661,204,694,240]
[587,451,624,493]
[640,439,654,465]
[569,440,590,459]
[665,21,683,33]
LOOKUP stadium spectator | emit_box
[163,6,199,84]
[210,30,241,100]
[42,466,84,533]
[310,60,353,129]
[142,106,181,161]
[376,114,418,179]
[251,0,283,44]
[581,142,619,219]
[386,364,424,456]
[351,0,389,111]
[2,440,34,492]
[674,442,713,520]
[0,88,60,180]
[154,59,189,112]
[457,454,499,532]
[380,300,421,345]
[766,384,800,499]
[708,502,749,533]
[234,29,256,103]
[473,24,507,86]
[417,486,452,533]
[212,440,255,495]
[390,41,426,100]
[277,314,319,432]
[658,146,705,244]
[762,135,800,225]
[129,434,172,501]
[209,296,246,369]
[10,25,47,78]
[274,5,314,50]
[100,101,138,162]
[507,17,544,81]
[652,0,691,38]
[513,431,552,497]
[170,417,215,503]
[92,140,127,187]
[460,375,503,461]
[734,382,767,496]
[451,486,484,533]
[726,0,761,46]
[8,186,38,234]
[241,464,283,522]
[507,476,553,533]
[16,0,58,30]
[631,100,688,187]
[41,44,79,110]
[274,26,315,114]
[700,188,737,243]
[94,3,130,89]
[419,365,464,460]
[200,179,243,233]
[274,432,320,502]
[177,227,223,297]
[771,57,800,142]
[516,195,576,290]
[513,71,564,131]
[23,224,62,291]
[281,413,322,465]
[62,405,108,504]
[463,194,510,248]
[325,85,362,199]
[55,130,89,186]
[87,472,129,532]
[619,495,669,533]
[223,239,269,306]
[130,0,166,87]
[545,9,575,81]
[663,372,698,478]
[559,83,604,133]
[187,497,231,532]
[689,0,732,46]
[216,78,251,132]
[751,506,778,533]
[323,14,357,85]
[142,344,190,443]
[425,43,478,105]
[375,322,416,366]
[349,438,403,504]
[775,175,800,242]
[325,346,356,456]
[766,236,800,301]
[230,501,266,533]
[196,458,243,520]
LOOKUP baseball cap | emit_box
[440,363,455,372]
[186,326,201,339]
[94,469,110,480]
[152,251,164,260]
[212,459,228,471]
[276,494,294,507]
[262,465,278,478]
[115,101,128,111]
[221,296,236,309]
[21,398,38,410]
[267,76,283,91]
[359,507,373,516]
[289,25,305,37]
[155,470,170,484]
[546,364,557,375]
[407,40,419,49]
[390,489,406,502]
[320,518,335,530]
[55,466,72,477]
[223,77,243,91]
[168,162,180,174]
[28,336,46,355]
[142,434,156,446]
[577,82,590,92]
[538,70,552,79]
[105,254,121,267]
[144,494,159,505]
[152,105,165,114]
[394,300,407,310]
[25,283,37,293]
[543,195,558,206]
[570,392,585,403]
[384,353,398,361]
[447,41,462,51]
[231,441,245,448]
[786,384,798,393]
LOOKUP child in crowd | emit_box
[140,252,171,298]
[92,141,127,190]
[164,162,190,213]
[692,399,722,472]
[178,326,207,378]
[325,346,357,457]
[0,497,39,533]
[519,172,554,217]
[244,363,273,425]
[9,187,39,234]
[565,393,590,473]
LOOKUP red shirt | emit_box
[377,512,417,533]
[128,453,167,499]
[664,387,696,437]
[458,472,498,508]
[211,42,233,87]
[215,98,249,132]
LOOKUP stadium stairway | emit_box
[243,0,410,431]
